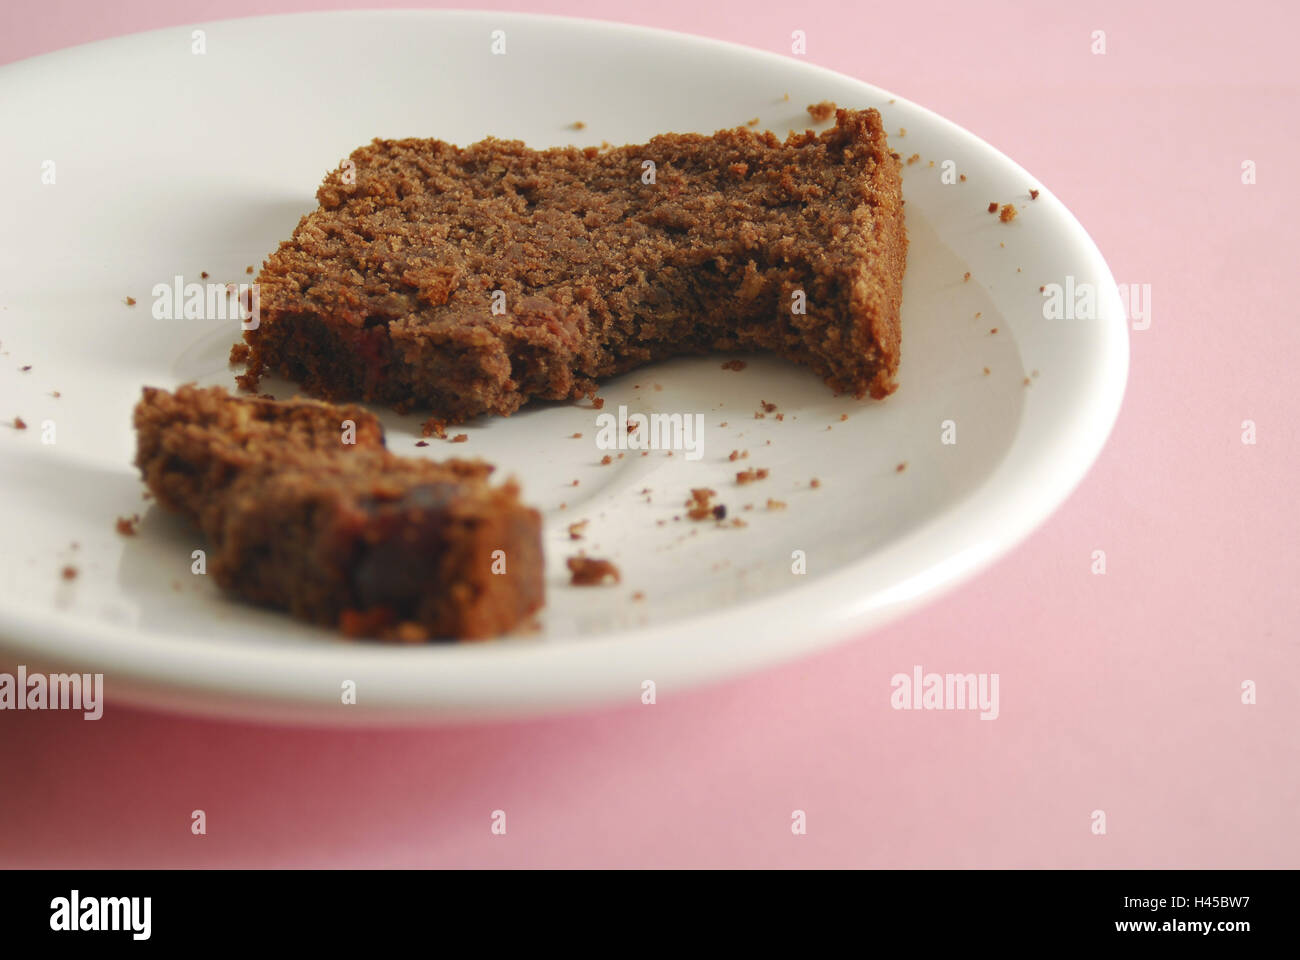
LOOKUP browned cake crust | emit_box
[133,385,544,639]
[234,108,906,422]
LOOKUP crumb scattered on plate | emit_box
[567,556,620,586]
[806,100,836,123]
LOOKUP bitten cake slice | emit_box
[233,108,906,422]
[133,385,544,640]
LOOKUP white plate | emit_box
[0,10,1127,723]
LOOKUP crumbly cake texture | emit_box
[233,108,906,422]
[133,385,543,639]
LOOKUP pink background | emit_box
[2,0,1297,868]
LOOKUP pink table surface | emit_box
[2,0,1297,869]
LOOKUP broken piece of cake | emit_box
[133,385,544,639]
[233,107,906,422]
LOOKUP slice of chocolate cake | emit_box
[233,108,906,422]
[133,385,543,639]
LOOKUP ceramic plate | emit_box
[0,11,1128,723]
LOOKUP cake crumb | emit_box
[200,271,209,279]
[840,413,848,422]
[449,433,468,443]
[592,396,605,410]
[246,265,255,274]
[1029,189,1040,200]
[963,272,971,282]
[124,296,136,306]
[760,400,777,413]
[999,203,1017,222]
[51,391,61,398]
[987,202,999,214]
[415,440,429,447]
[736,467,769,485]
[115,514,140,536]
[229,342,251,364]
[765,498,787,511]
[990,327,998,335]
[746,117,760,127]
[632,591,646,601]
[728,449,749,461]
[11,417,27,430]
[572,120,586,130]
[806,100,836,123]
[959,174,967,182]
[61,565,78,581]
[721,359,747,371]
[568,520,589,540]
[896,462,908,473]
[421,419,447,439]
[567,556,620,586]
[983,367,991,376]
[906,153,920,165]
[810,477,820,488]
[685,488,719,520]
